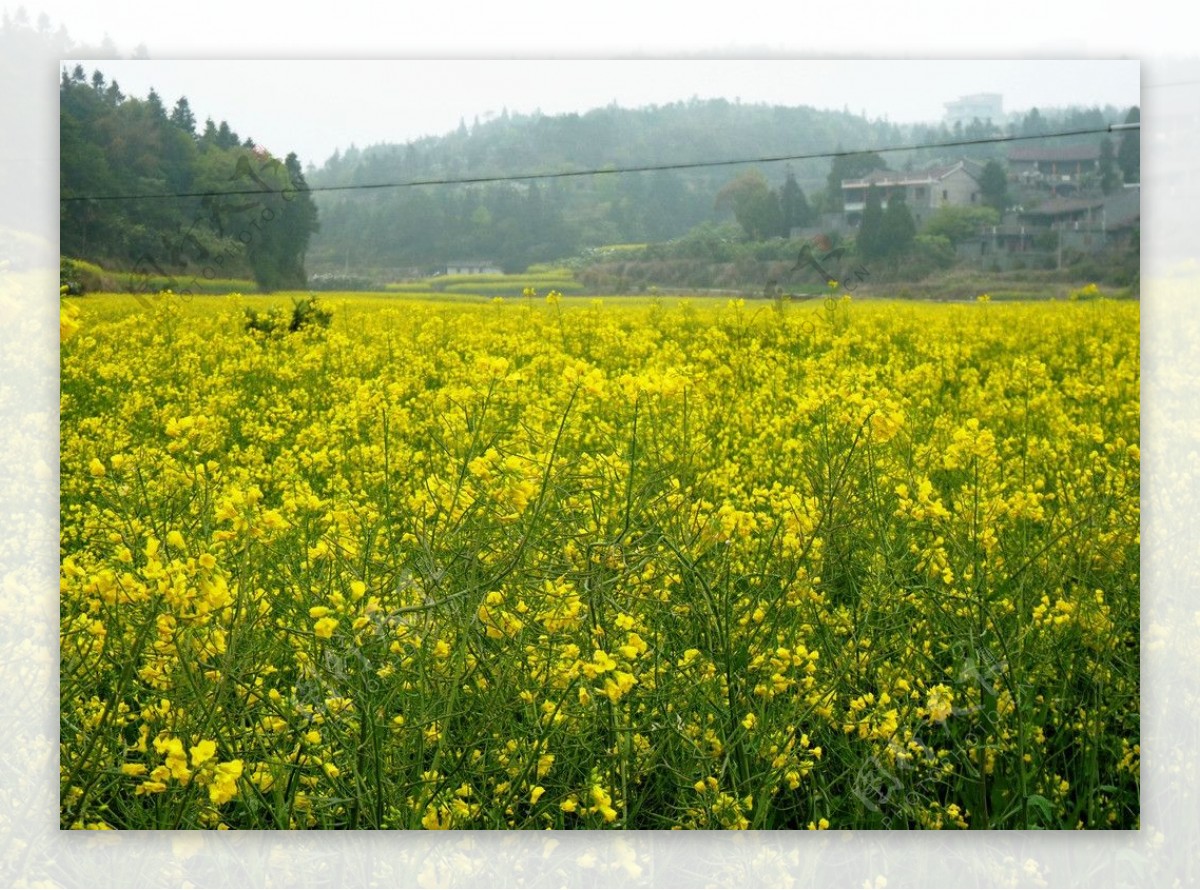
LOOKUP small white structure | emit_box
[442,260,502,275]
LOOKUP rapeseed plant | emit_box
[60,292,1139,829]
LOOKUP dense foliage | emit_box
[306,100,887,273]
[59,69,319,292]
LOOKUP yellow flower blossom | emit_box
[208,760,243,805]
[313,616,339,639]
[189,739,217,767]
[926,685,954,723]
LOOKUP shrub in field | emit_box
[244,295,333,339]
[60,257,105,295]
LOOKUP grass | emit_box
[385,270,584,297]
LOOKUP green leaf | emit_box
[1026,794,1053,825]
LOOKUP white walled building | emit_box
[841,161,983,226]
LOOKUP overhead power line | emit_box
[60,123,1140,204]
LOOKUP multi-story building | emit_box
[1007,144,1101,195]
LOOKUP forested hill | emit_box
[307,100,904,275]
[305,98,1125,277]
[60,66,319,292]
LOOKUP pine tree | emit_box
[145,88,166,121]
[979,160,1008,214]
[1099,137,1120,194]
[216,120,239,149]
[856,184,885,261]
[779,169,814,235]
[880,192,916,257]
[1117,107,1139,185]
[170,97,197,136]
[1021,108,1047,137]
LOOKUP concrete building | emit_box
[841,161,983,226]
[1007,143,1101,196]
[440,261,503,275]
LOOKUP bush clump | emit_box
[60,257,105,296]
[244,296,333,339]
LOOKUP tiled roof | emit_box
[962,159,986,178]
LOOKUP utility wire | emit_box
[61,122,1140,204]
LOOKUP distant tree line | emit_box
[305,99,900,274]
[305,99,1131,277]
[60,66,318,292]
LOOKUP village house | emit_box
[439,260,503,276]
[1018,195,1106,229]
[1021,186,1140,253]
[956,184,1140,269]
[954,221,1044,270]
[841,160,983,227]
[1007,144,1100,196]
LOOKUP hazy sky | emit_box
[62,59,1140,170]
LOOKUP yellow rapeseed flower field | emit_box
[60,291,1139,829]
